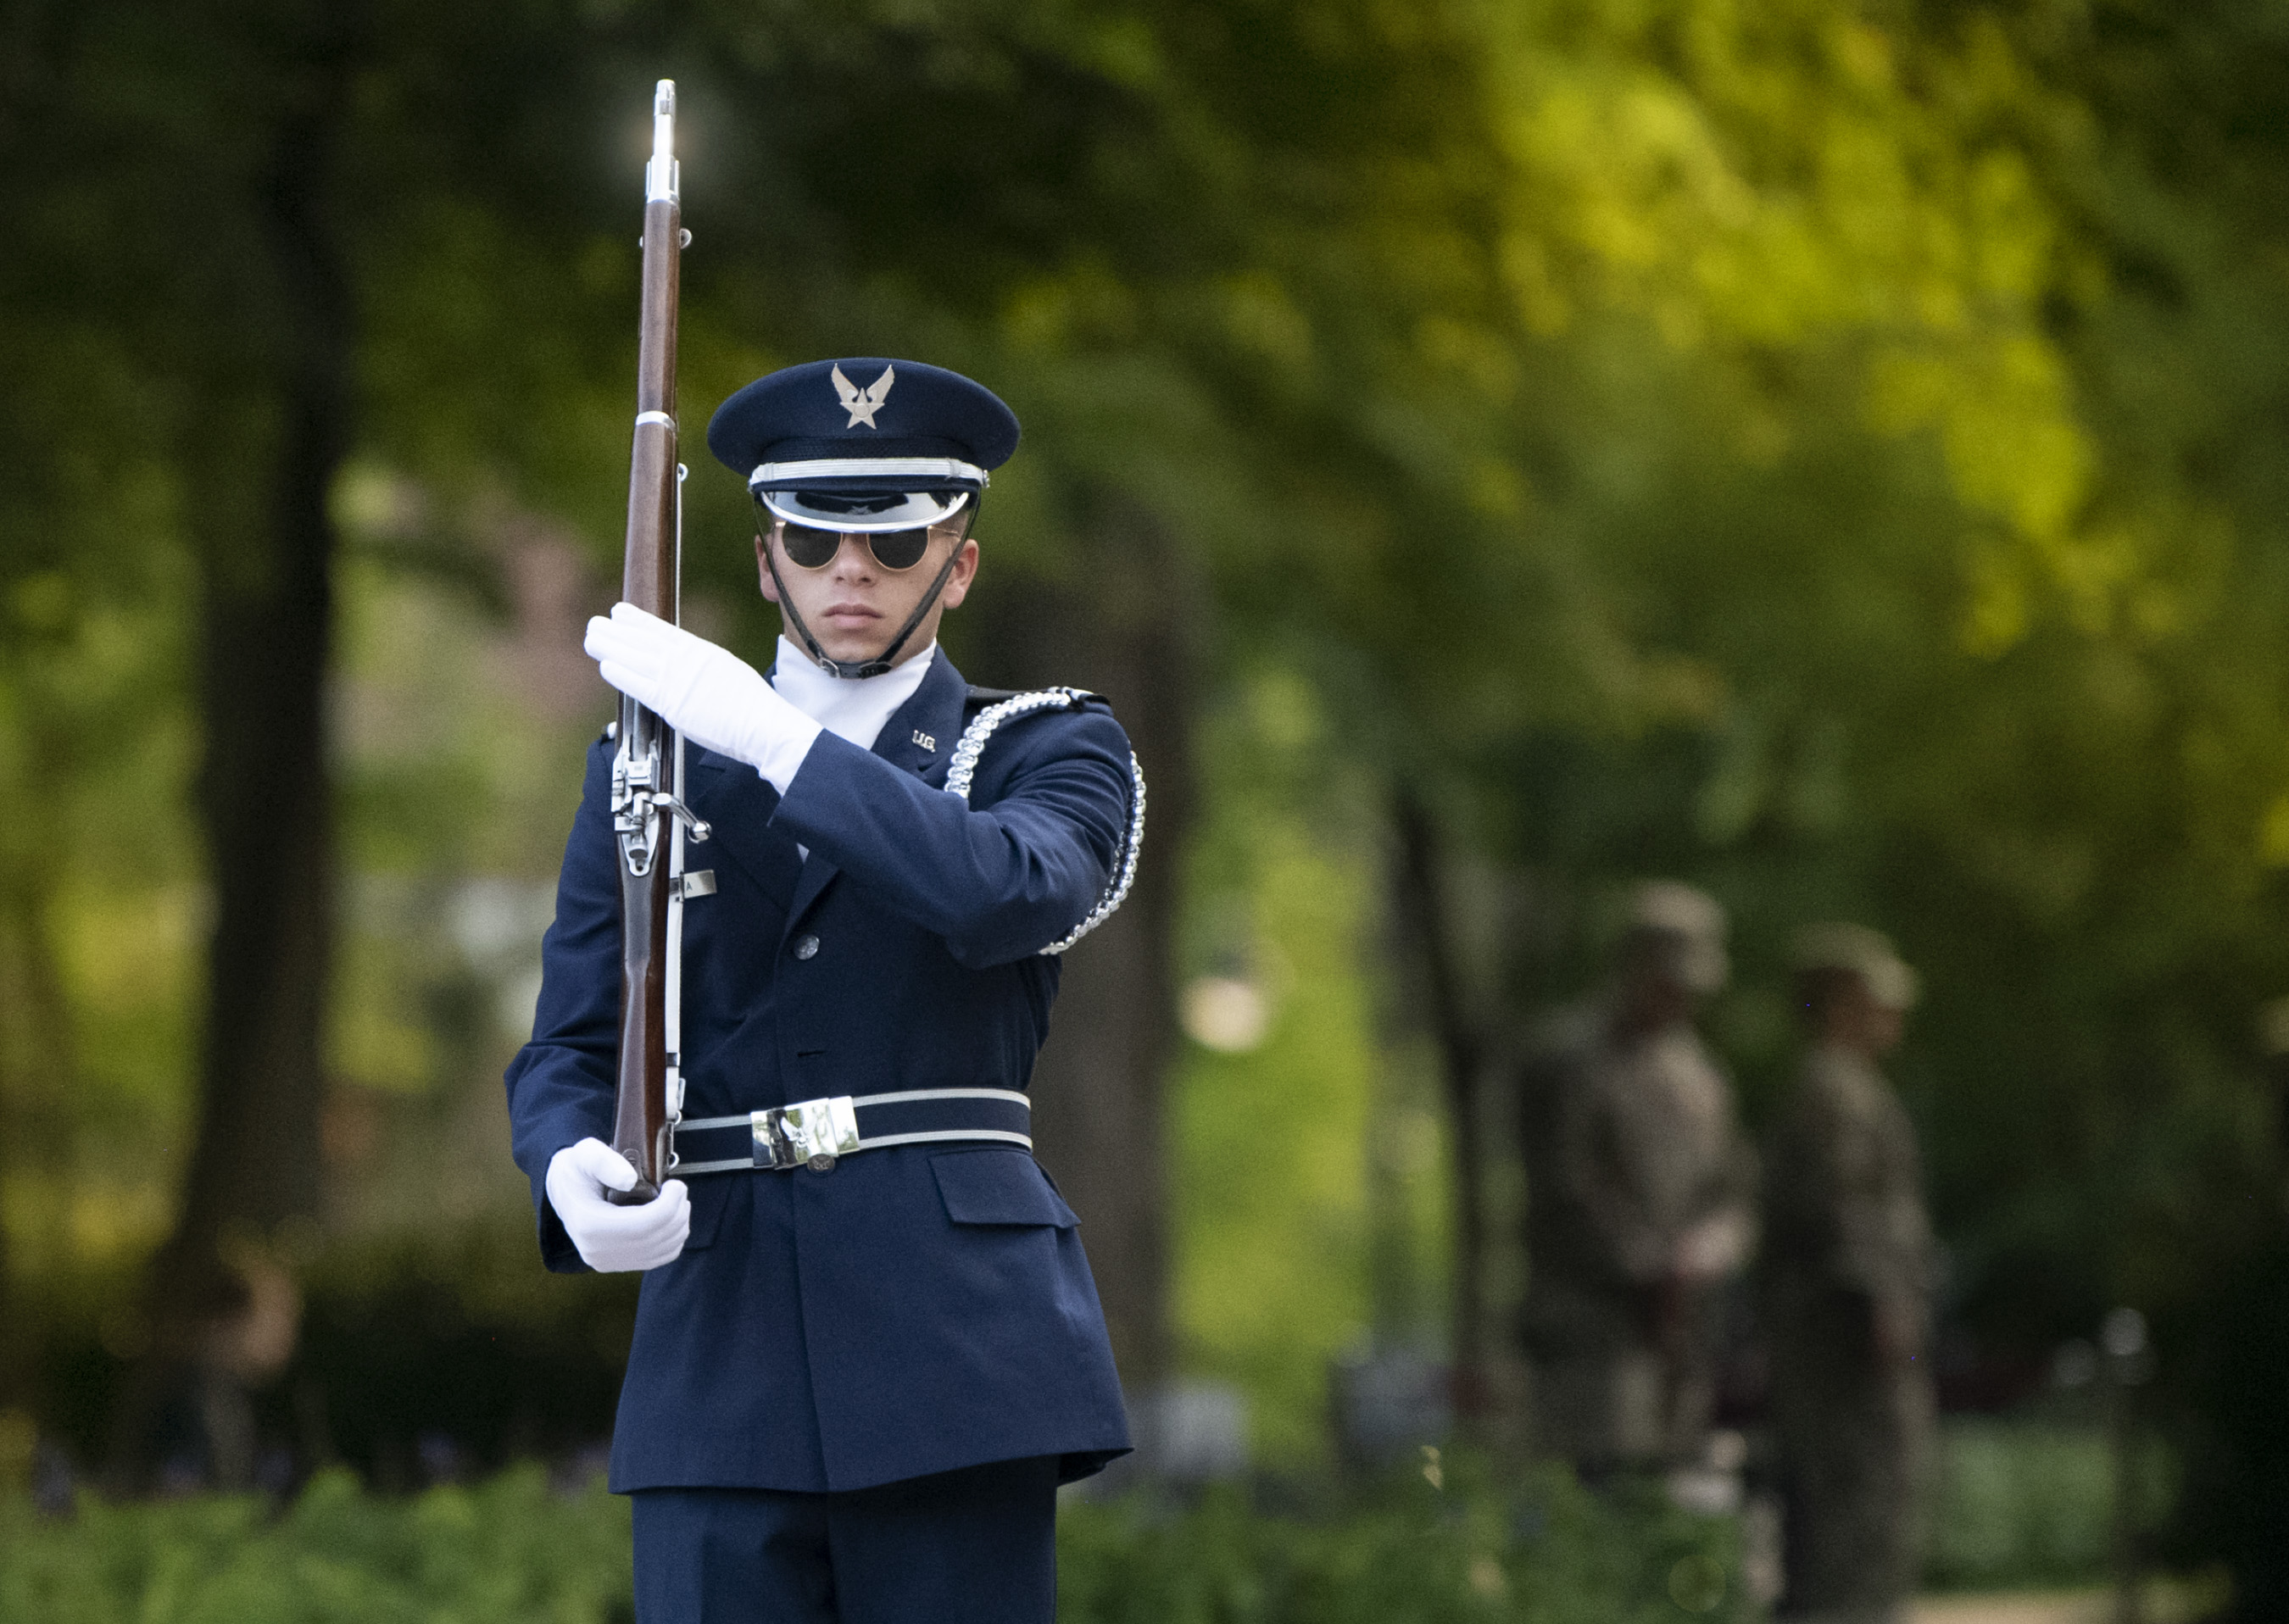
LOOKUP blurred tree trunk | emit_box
[1392,791,1492,1423]
[0,892,26,1415]
[966,495,1195,1393]
[0,878,74,1415]
[109,86,352,1490]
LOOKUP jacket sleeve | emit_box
[768,704,1133,969]
[503,737,622,1271]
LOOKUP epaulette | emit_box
[963,683,1106,710]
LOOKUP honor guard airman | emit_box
[506,359,1142,1623]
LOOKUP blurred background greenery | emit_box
[4,0,2289,1614]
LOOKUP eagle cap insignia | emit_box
[831,363,895,429]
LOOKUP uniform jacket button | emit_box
[792,934,820,960]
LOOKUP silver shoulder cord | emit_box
[944,687,1146,955]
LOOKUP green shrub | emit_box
[0,1458,1752,1624]
[1060,1465,1752,1624]
[1923,1420,2169,1593]
[0,1468,636,1624]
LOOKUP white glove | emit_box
[545,1137,693,1271]
[585,603,821,792]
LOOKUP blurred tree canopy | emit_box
[3,0,2288,1572]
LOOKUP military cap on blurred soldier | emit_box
[1794,922,1918,1015]
[1762,922,1935,1624]
[1517,881,1756,1475]
[1623,878,1730,995]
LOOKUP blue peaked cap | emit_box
[707,359,1021,531]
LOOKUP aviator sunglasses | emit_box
[773,519,950,572]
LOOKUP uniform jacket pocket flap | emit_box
[932,1149,1079,1228]
[677,1173,734,1254]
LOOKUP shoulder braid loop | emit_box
[944,687,1145,955]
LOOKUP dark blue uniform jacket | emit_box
[505,651,1133,1493]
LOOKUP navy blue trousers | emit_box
[630,1455,1060,1623]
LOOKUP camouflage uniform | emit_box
[1763,1042,1936,1624]
[1520,1005,1754,1468]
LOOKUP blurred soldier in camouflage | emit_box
[1518,882,1755,1474]
[1763,923,1936,1624]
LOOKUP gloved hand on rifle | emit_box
[547,1137,692,1271]
[585,603,821,793]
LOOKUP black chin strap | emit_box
[760,501,974,680]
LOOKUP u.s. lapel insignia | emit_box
[831,363,895,429]
[911,730,937,753]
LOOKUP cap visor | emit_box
[756,489,974,531]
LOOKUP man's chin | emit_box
[810,637,894,668]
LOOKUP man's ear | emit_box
[938,537,981,610]
[755,533,781,603]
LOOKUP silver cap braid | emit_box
[944,688,1145,955]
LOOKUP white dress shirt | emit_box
[765,637,938,856]
[768,636,937,754]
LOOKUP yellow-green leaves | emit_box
[1477,0,2120,649]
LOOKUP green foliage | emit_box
[1924,1421,2113,1592]
[0,1464,1752,1624]
[1169,668,1395,1460]
[1061,1466,1751,1624]
[0,1469,635,1624]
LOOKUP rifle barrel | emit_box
[609,78,685,1203]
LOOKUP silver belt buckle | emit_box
[753,1096,861,1172]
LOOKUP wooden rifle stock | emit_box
[608,81,685,1204]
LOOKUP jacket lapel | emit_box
[781,651,971,936]
[893,653,969,791]
[682,750,800,906]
